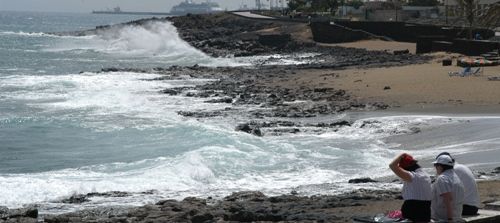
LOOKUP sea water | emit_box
[1,11,500,214]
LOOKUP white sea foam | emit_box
[318,115,457,141]
[1,112,500,211]
[0,71,225,131]
[96,22,205,57]
[0,30,93,39]
[0,140,399,211]
[42,21,241,67]
[0,143,347,209]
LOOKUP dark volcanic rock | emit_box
[0,206,38,222]
[161,89,180,95]
[0,206,8,219]
[225,191,267,202]
[61,191,131,204]
[348,178,378,184]
[167,13,286,57]
[235,123,263,136]
[42,188,402,223]
[493,167,500,173]
[178,110,224,118]
[204,97,233,104]
[393,49,410,55]
[61,194,89,204]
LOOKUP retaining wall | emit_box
[311,20,498,55]
[310,22,372,43]
[450,39,500,56]
[333,21,495,42]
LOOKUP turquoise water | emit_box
[1,11,500,214]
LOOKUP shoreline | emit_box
[6,176,499,222]
[3,12,500,222]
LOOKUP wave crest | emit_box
[48,21,208,59]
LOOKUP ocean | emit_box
[1,11,500,214]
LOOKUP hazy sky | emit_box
[0,0,256,13]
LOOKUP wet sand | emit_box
[327,39,417,54]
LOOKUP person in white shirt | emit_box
[437,152,480,216]
[432,154,465,222]
[389,153,432,222]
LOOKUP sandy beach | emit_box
[265,49,500,113]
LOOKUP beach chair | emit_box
[448,67,482,77]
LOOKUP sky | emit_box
[0,0,257,13]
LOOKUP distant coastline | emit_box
[91,10,171,16]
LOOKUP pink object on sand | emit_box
[386,210,403,219]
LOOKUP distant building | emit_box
[361,1,405,21]
[363,1,401,10]
[402,6,439,19]
[337,5,364,17]
[256,0,289,10]
[444,0,499,16]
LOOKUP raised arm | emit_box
[389,153,413,182]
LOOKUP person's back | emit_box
[436,152,481,216]
[432,168,465,222]
[402,168,432,201]
[390,153,432,222]
[454,163,480,215]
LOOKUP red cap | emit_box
[399,154,416,169]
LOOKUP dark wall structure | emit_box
[333,21,495,42]
[451,39,500,56]
[258,34,292,48]
[311,20,499,56]
[310,22,372,43]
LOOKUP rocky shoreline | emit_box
[16,12,495,223]
[57,13,432,137]
[3,169,499,223]
[101,65,392,137]
[41,189,401,223]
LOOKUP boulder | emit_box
[224,191,266,202]
[393,49,409,55]
[0,206,38,221]
[493,167,500,174]
[162,89,179,95]
[0,206,8,219]
[348,178,378,184]
[235,123,262,137]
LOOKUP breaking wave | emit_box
[43,21,234,67]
